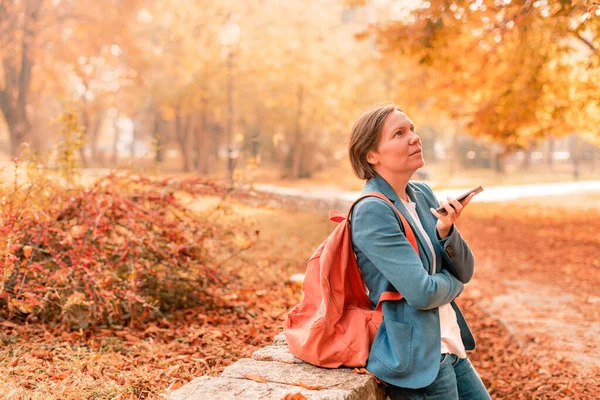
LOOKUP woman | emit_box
[348,102,491,399]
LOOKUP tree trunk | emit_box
[449,123,460,176]
[494,148,506,173]
[212,125,221,162]
[0,0,43,158]
[79,106,90,168]
[570,134,580,180]
[520,140,534,170]
[175,109,193,172]
[253,106,263,159]
[130,120,138,159]
[194,103,210,174]
[6,118,29,158]
[131,112,142,159]
[130,105,150,159]
[546,137,554,169]
[153,112,164,163]
[290,84,304,179]
[90,110,104,164]
[112,115,120,165]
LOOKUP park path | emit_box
[255,180,600,204]
[255,180,600,373]
[468,265,599,373]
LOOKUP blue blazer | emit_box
[350,173,476,389]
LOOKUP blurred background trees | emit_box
[1,0,599,183]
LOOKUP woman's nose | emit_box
[409,134,421,145]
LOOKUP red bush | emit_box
[0,173,255,329]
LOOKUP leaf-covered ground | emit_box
[1,196,598,399]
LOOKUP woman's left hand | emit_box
[429,193,475,239]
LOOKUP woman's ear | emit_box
[366,150,378,165]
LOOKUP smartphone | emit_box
[435,185,484,215]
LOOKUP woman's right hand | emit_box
[430,193,476,239]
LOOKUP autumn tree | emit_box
[349,0,600,167]
[232,0,390,178]
[1,0,413,177]
[0,0,143,158]
[0,0,44,157]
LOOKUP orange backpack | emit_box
[284,192,420,368]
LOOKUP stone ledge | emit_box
[273,332,287,346]
[252,345,304,364]
[222,358,373,391]
[168,333,387,400]
[168,376,374,400]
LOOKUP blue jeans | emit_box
[387,354,491,400]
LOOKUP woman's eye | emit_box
[395,131,403,136]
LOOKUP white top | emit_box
[401,197,467,359]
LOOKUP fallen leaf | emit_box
[8,357,19,367]
[166,382,183,391]
[289,380,323,390]
[23,245,33,259]
[31,351,52,360]
[1,321,19,329]
[281,393,307,400]
[124,334,140,343]
[352,368,371,375]
[50,372,70,381]
[244,373,267,384]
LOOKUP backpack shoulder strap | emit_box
[349,192,423,311]
[348,192,419,256]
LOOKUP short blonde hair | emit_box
[348,102,401,180]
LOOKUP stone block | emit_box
[273,332,287,346]
[168,375,377,400]
[252,345,303,364]
[221,358,385,399]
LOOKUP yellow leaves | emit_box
[61,292,92,314]
[233,233,254,250]
[9,299,33,315]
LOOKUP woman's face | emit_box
[366,110,424,177]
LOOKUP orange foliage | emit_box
[0,173,260,329]
[0,196,599,398]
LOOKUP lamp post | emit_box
[218,20,240,184]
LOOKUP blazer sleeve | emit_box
[416,181,475,283]
[351,198,464,310]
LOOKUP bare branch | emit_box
[574,31,597,53]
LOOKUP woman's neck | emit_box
[375,170,411,202]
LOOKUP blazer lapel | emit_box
[408,183,443,273]
[365,175,434,274]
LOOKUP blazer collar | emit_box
[364,173,399,201]
[364,173,428,203]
